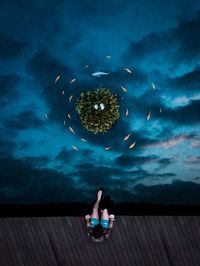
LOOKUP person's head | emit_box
[90,224,106,242]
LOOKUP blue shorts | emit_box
[90,218,109,229]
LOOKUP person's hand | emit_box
[85,214,90,220]
[109,214,115,221]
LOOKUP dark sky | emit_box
[1,0,200,204]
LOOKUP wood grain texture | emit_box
[0,216,199,266]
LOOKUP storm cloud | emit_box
[0,0,200,204]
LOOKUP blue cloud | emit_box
[0,0,200,204]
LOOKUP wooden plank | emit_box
[158,216,184,266]
[115,216,133,265]
[13,218,41,265]
[22,217,46,266]
[177,217,198,262]
[125,216,149,266]
[68,217,91,265]
[119,216,140,265]
[143,216,163,266]
[163,216,188,266]
[185,217,200,257]
[26,217,45,266]
[30,217,52,266]
[68,217,88,266]
[45,217,70,266]
[0,216,200,266]
[0,219,8,266]
[21,217,45,266]
[62,217,86,266]
[142,216,163,266]
[153,216,175,266]
[37,217,62,266]
[54,217,77,266]
[50,217,73,265]
[137,216,160,266]
[120,216,139,265]
[6,218,27,266]
[193,216,200,244]
[113,216,133,266]
[133,216,156,266]
[151,216,172,266]
[60,216,83,266]
[146,216,170,266]
[0,219,17,266]
[184,216,200,263]
[172,216,196,266]
[35,217,57,265]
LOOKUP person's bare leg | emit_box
[101,208,109,221]
[90,190,102,219]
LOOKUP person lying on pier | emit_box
[85,189,115,242]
